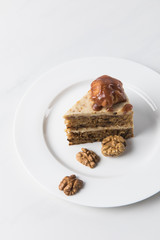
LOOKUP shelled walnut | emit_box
[91,75,126,111]
[101,135,126,157]
[76,148,100,168]
[59,175,83,196]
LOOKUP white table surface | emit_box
[0,0,160,239]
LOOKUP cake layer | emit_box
[67,128,134,145]
[64,84,134,145]
[65,112,133,129]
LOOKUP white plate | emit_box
[14,57,160,207]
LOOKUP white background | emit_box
[0,0,160,239]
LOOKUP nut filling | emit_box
[59,175,83,196]
[101,135,126,157]
[76,148,100,168]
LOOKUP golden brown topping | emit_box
[76,148,100,168]
[91,75,126,111]
[92,103,103,111]
[122,104,133,113]
[101,135,126,157]
[106,107,114,112]
[59,175,83,196]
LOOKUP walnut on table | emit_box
[101,135,126,157]
[59,175,83,196]
[76,148,100,168]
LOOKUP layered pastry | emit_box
[64,75,134,145]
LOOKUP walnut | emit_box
[76,148,100,168]
[101,135,126,157]
[59,175,83,196]
[91,75,126,111]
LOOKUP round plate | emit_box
[14,57,160,207]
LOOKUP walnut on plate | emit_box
[59,175,83,196]
[101,135,126,157]
[76,148,100,168]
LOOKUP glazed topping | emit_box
[92,103,103,111]
[91,75,127,111]
[122,104,133,113]
[106,107,114,112]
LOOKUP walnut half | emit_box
[59,175,83,196]
[101,135,126,157]
[76,148,100,168]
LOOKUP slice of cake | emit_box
[64,75,134,145]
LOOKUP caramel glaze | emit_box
[122,104,133,113]
[106,107,114,112]
[91,75,127,111]
[92,104,102,111]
